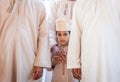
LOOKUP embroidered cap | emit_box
[56,18,71,31]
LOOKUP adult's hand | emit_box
[72,68,81,80]
[32,66,43,80]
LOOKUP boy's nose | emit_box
[61,36,65,38]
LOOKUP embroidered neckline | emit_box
[63,1,76,19]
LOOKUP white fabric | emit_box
[67,0,120,82]
[0,0,51,82]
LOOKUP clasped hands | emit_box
[52,49,66,66]
[51,45,82,80]
[52,50,82,80]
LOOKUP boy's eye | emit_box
[63,33,68,36]
[58,33,61,36]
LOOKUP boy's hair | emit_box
[56,31,71,35]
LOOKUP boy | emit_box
[51,18,77,82]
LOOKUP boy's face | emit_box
[56,31,70,46]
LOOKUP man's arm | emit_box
[34,1,51,68]
[67,1,82,80]
[67,2,81,69]
[32,1,51,80]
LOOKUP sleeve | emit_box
[67,1,82,69]
[34,1,51,68]
[47,1,60,48]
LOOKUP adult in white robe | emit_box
[43,0,77,82]
[67,0,120,82]
[0,0,51,82]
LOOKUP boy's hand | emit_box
[32,66,43,80]
[52,54,62,65]
[72,68,81,80]
[52,49,66,65]
[58,50,66,63]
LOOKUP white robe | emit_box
[67,0,120,82]
[44,0,77,82]
[0,0,51,82]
